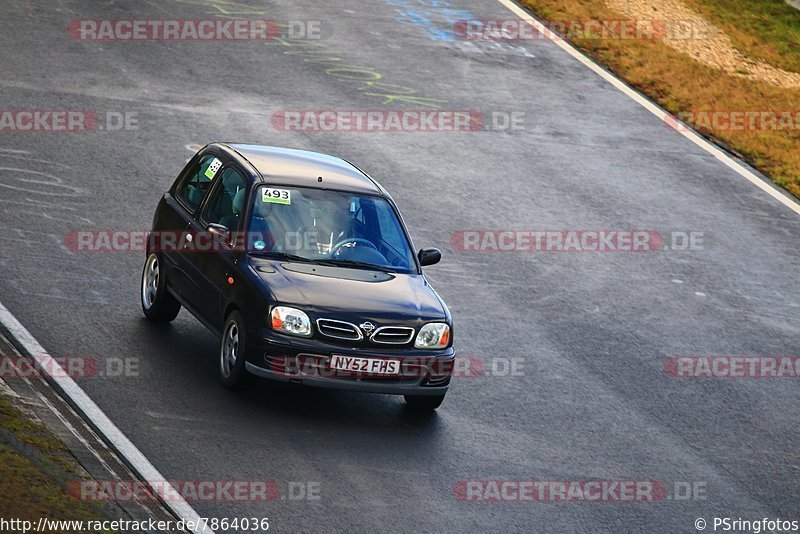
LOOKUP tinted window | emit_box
[175,154,221,212]
[375,202,407,256]
[201,168,247,230]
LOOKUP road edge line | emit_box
[0,300,214,534]
[495,0,800,217]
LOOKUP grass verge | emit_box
[0,393,113,532]
[520,0,800,198]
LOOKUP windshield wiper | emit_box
[252,252,392,272]
[251,251,316,263]
[315,259,391,272]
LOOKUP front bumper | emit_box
[245,326,454,396]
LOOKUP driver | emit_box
[298,197,358,256]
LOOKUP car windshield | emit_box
[245,185,417,273]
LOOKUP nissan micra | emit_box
[141,143,454,410]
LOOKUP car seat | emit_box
[218,188,246,230]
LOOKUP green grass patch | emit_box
[0,395,114,532]
[684,0,800,73]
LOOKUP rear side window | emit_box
[175,154,222,212]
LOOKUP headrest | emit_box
[232,188,246,215]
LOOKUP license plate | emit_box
[330,355,400,375]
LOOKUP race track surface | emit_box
[1,0,799,531]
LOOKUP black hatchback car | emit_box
[141,143,454,409]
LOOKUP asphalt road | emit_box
[1,0,799,532]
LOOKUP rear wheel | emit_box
[219,310,251,389]
[141,253,180,322]
[404,393,446,411]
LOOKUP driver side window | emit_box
[200,168,247,230]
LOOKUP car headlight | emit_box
[270,306,312,337]
[414,323,450,349]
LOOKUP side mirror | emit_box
[418,248,441,267]
[207,223,230,244]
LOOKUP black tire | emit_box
[219,310,251,389]
[404,393,446,411]
[141,253,181,322]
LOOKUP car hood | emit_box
[248,257,448,324]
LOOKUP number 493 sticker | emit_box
[262,187,291,205]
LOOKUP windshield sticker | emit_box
[204,157,222,180]
[262,187,291,205]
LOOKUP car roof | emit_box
[225,143,383,195]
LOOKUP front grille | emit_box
[316,318,363,341]
[370,326,415,345]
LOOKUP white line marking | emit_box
[0,301,214,534]
[0,153,72,168]
[0,376,20,398]
[496,0,800,217]
[16,371,166,517]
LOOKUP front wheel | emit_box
[219,310,251,389]
[141,253,181,322]
[404,393,446,411]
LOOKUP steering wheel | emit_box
[330,238,378,257]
